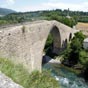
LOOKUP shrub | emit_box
[0,58,60,88]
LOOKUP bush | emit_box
[63,32,85,66]
[48,14,76,27]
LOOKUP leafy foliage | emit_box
[48,15,76,27]
[79,50,88,68]
[1,9,88,27]
[0,58,60,88]
[0,8,88,26]
[63,32,85,66]
[44,34,56,58]
[63,31,88,81]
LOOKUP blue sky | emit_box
[0,0,88,12]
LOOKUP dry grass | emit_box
[76,22,88,37]
[76,22,88,30]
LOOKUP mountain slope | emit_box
[0,8,16,16]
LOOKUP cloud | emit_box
[17,1,88,12]
[42,2,88,11]
[48,0,59,2]
[1,0,15,8]
[4,0,87,12]
[6,0,15,5]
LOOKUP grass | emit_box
[76,22,88,37]
[0,58,60,88]
[76,22,88,31]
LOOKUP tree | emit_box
[79,50,88,68]
[69,38,82,65]
[73,31,85,44]
[63,32,85,66]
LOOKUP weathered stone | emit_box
[0,20,77,72]
[0,71,23,88]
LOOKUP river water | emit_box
[43,63,88,88]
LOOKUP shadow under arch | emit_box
[50,26,61,54]
[69,33,72,41]
[62,39,67,49]
[42,26,61,64]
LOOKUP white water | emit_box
[43,63,88,88]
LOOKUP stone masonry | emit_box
[0,20,77,72]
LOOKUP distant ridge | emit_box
[0,8,16,16]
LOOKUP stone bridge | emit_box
[0,20,77,72]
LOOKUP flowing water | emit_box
[43,63,88,88]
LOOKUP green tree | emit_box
[79,50,88,68]
[73,31,85,44]
[63,32,85,66]
[79,50,88,81]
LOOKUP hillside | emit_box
[0,8,16,16]
[0,9,88,27]
[0,9,77,27]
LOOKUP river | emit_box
[43,61,88,88]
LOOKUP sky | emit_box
[0,0,88,12]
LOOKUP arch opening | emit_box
[42,26,61,64]
[62,39,67,49]
[69,33,72,41]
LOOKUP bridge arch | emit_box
[43,25,62,54]
[42,25,62,64]
[50,26,61,54]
